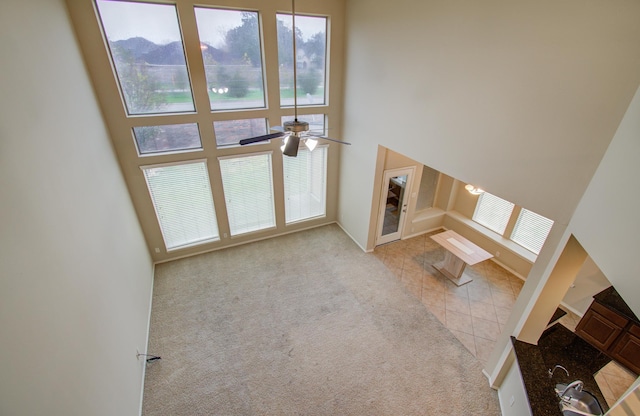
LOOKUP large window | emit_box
[213,118,268,147]
[283,147,327,223]
[194,8,266,111]
[78,0,337,256]
[142,161,219,250]
[511,209,554,254]
[277,14,327,106]
[96,0,195,114]
[133,123,201,155]
[472,192,515,235]
[219,153,276,236]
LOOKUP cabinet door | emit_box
[611,331,640,375]
[575,309,624,351]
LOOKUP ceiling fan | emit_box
[239,0,351,157]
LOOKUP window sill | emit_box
[445,211,537,264]
[411,207,445,223]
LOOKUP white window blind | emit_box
[283,147,327,223]
[511,208,554,254]
[142,161,219,250]
[472,192,515,235]
[219,153,276,236]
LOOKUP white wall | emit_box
[562,256,610,316]
[570,85,640,316]
[339,0,640,249]
[0,1,154,415]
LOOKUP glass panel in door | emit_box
[382,174,407,237]
[376,167,413,246]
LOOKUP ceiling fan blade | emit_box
[239,132,285,145]
[307,129,331,135]
[313,135,352,145]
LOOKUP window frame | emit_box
[283,145,328,224]
[218,151,277,237]
[68,0,342,259]
[472,192,515,235]
[141,159,220,251]
[510,208,554,255]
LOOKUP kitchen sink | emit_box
[555,382,604,416]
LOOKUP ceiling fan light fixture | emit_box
[465,184,485,195]
[305,138,318,152]
[283,135,301,157]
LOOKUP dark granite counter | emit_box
[512,324,610,416]
[593,286,639,325]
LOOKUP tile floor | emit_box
[373,230,638,406]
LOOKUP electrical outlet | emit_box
[154,248,160,253]
[509,395,515,407]
[495,251,501,257]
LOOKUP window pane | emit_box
[511,209,554,254]
[283,147,327,223]
[281,114,326,135]
[96,0,195,115]
[277,14,327,107]
[133,123,201,155]
[194,8,266,111]
[142,161,219,250]
[219,153,275,236]
[213,118,268,147]
[472,192,515,235]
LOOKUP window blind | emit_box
[511,208,554,254]
[472,192,515,235]
[142,161,219,250]
[219,153,276,236]
[283,147,327,223]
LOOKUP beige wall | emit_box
[0,1,154,414]
[569,85,640,315]
[492,85,640,412]
[339,0,640,250]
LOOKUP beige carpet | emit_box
[142,224,500,415]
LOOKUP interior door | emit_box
[376,168,413,246]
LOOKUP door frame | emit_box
[375,167,414,246]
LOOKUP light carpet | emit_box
[142,224,500,415]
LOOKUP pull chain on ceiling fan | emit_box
[239,0,351,157]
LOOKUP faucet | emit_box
[556,380,584,398]
[549,364,570,378]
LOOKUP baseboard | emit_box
[490,258,528,282]
[139,262,155,416]
[153,221,337,265]
[335,221,370,252]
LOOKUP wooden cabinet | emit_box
[576,302,626,351]
[611,325,640,374]
[575,288,640,375]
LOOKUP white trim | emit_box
[217,150,273,161]
[152,221,338,265]
[485,342,516,389]
[139,158,208,171]
[375,167,415,246]
[336,221,370,252]
[138,262,155,416]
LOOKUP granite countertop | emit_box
[593,286,639,325]
[512,324,610,416]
